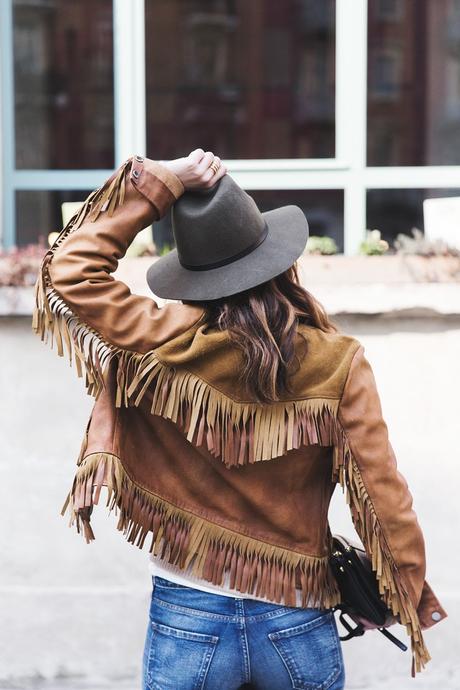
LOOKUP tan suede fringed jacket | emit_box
[33,155,447,677]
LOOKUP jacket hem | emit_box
[61,451,342,611]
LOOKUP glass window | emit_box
[145,0,336,160]
[16,190,91,246]
[367,0,460,165]
[153,189,344,253]
[367,188,460,246]
[250,189,344,251]
[374,0,404,20]
[13,0,114,169]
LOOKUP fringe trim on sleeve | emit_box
[31,154,343,466]
[332,427,431,677]
[32,158,133,398]
[61,452,342,610]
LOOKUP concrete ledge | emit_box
[308,283,460,317]
[297,254,460,284]
[3,254,460,318]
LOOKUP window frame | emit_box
[2,0,460,254]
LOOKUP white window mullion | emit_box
[113,0,153,252]
[0,0,15,248]
[336,0,368,255]
[229,169,349,191]
[13,170,113,190]
[365,166,460,188]
[113,0,146,164]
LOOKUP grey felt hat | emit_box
[146,173,309,301]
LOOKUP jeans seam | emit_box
[268,611,334,640]
[150,620,219,643]
[237,600,251,683]
[196,641,218,690]
[152,595,236,621]
[248,606,324,623]
[152,593,334,626]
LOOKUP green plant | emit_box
[159,242,174,256]
[394,227,460,257]
[304,235,338,255]
[126,241,156,257]
[359,229,389,255]
[126,226,156,257]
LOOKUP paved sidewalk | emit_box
[0,680,135,690]
[1,674,460,690]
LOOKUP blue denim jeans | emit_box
[142,575,345,690]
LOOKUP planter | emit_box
[297,254,460,285]
[296,255,460,316]
[2,254,460,318]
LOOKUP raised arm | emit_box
[335,344,447,676]
[32,154,208,396]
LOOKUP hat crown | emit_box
[172,175,267,270]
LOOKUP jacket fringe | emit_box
[60,413,431,676]
[61,451,342,610]
[332,427,431,677]
[119,349,341,465]
[32,158,133,398]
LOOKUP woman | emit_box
[34,149,446,689]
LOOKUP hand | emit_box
[348,611,400,631]
[160,149,227,191]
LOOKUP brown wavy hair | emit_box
[191,262,338,403]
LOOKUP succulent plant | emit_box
[304,235,338,255]
[359,229,389,256]
[394,227,460,257]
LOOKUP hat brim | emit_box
[146,205,309,301]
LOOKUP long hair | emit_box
[189,262,338,404]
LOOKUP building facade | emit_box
[1,0,460,254]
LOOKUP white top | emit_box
[148,548,305,605]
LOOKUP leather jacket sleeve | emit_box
[338,345,447,631]
[45,156,205,354]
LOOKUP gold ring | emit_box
[210,160,220,174]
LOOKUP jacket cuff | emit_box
[417,580,448,629]
[129,155,185,219]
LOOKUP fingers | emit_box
[196,151,215,176]
[208,157,227,186]
[201,155,228,187]
[188,148,205,165]
[183,148,227,190]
